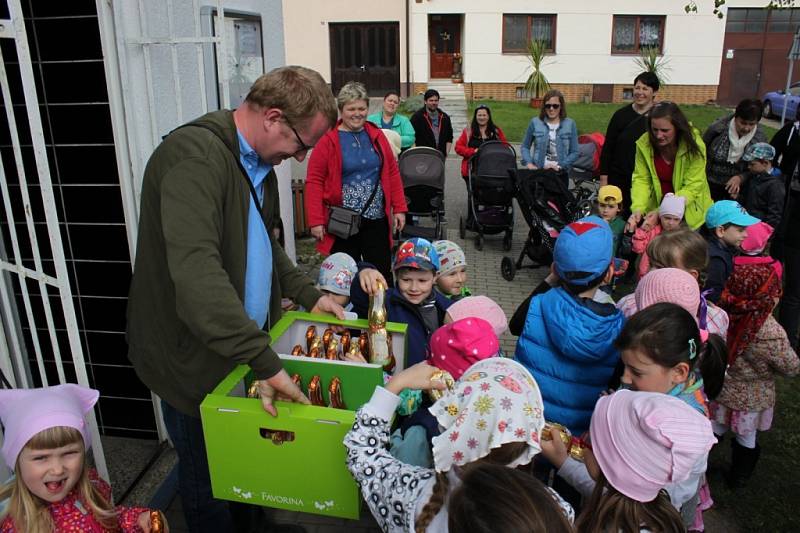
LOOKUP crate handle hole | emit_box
[259,428,295,445]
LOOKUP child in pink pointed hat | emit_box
[0,384,166,532]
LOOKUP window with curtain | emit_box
[612,15,665,54]
[502,14,556,53]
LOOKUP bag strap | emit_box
[170,122,268,230]
[359,172,382,216]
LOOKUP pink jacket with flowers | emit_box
[0,469,150,532]
[631,223,662,279]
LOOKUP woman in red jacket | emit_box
[455,104,508,181]
[305,82,408,282]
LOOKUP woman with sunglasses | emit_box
[627,102,713,231]
[520,89,579,187]
[305,81,408,283]
[455,104,508,182]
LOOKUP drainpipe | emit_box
[405,0,410,96]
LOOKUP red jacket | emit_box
[454,126,508,178]
[305,120,408,255]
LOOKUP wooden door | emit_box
[429,15,460,78]
[720,49,763,105]
[329,23,400,96]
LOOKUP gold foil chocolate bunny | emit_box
[305,325,317,352]
[328,377,346,409]
[368,280,392,369]
[308,375,325,406]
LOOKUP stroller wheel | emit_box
[501,256,516,281]
[475,234,483,251]
[459,216,466,239]
[503,231,513,251]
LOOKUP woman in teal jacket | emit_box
[368,91,415,150]
[520,89,579,185]
[627,102,713,230]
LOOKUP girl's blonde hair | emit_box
[646,229,708,282]
[415,441,529,532]
[575,474,683,533]
[0,426,118,531]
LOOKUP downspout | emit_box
[405,0,410,96]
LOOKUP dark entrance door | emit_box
[727,49,763,104]
[429,15,460,78]
[329,22,400,96]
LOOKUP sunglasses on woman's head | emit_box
[544,103,561,110]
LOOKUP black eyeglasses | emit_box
[283,118,314,153]
[544,103,561,110]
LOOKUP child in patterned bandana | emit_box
[316,252,358,309]
[432,240,472,301]
[344,358,574,533]
[0,385,165,532]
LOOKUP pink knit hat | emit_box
[590,390,716,502]
[445,295,508,336]
[740,221,774,255]
[634,268,700,320]
[0,384,99,469]
[429,317,500,380]
[658,193,686,219]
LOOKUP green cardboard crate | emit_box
[200,312,407,519]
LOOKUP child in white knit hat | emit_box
[433,240,472,301]
[316,252,358,309]
[631,193,686,279]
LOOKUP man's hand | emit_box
[641,211,659,232]
[359,268,388,295]
[393,212,406,233]
[539,427,569,469]
[310,294,346,320]
[258,369,310,416]
[385,362,448,395]
[599,174,609,187]
[726,175,743,198]
[310,225,325,241]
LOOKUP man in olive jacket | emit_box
[127,66,341,533]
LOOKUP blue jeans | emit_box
[161,401,266,533]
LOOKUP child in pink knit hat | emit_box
[631,193,686,279]
[0,384,166,532]
[443,295,508,337]
[429,317,500,380]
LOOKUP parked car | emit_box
[762,82,800,120]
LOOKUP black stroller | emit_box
[398,146,447,241]
[500,168,593,281]
[459,141,517,251]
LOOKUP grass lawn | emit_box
[467,100,778,143]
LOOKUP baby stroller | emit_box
[398,146,447,241]
[459,140,517,251]
[500,168,593,281]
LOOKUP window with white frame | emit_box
[502,14,556,53]
[611,15,665,54]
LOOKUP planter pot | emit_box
[529,97,544,108]
[451,77,463,83]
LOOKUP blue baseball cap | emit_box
[393,238,440,272]
[553,215,613,285]
[705,200,760,229]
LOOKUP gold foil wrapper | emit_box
[427,369,455,401]
[309,346,321,359]
[340,331,351,353]
[542,422,572,448]
[322,328,334,352]
[150,511,165,533]
[308,375,325,406]
[291,373,302,388]
[306,325,317,352]
[328,376,346,409]
[291,344,305,357]
[246,380,260,399]
[358,332,369,359]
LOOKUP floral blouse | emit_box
[344,387,574,532]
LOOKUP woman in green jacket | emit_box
[368,91,415,150]
[627,102,713,230]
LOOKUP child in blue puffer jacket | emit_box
[512,216,625,436]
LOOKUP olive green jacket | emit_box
[630,128,713,230]
[127,110,321,416]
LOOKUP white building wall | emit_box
[410,0,727,86]
[108,0,297,260]
[281,0,407,83]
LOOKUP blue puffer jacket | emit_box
[350,265,452,367]
[520,117,579,171]
[514,287,625,435]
